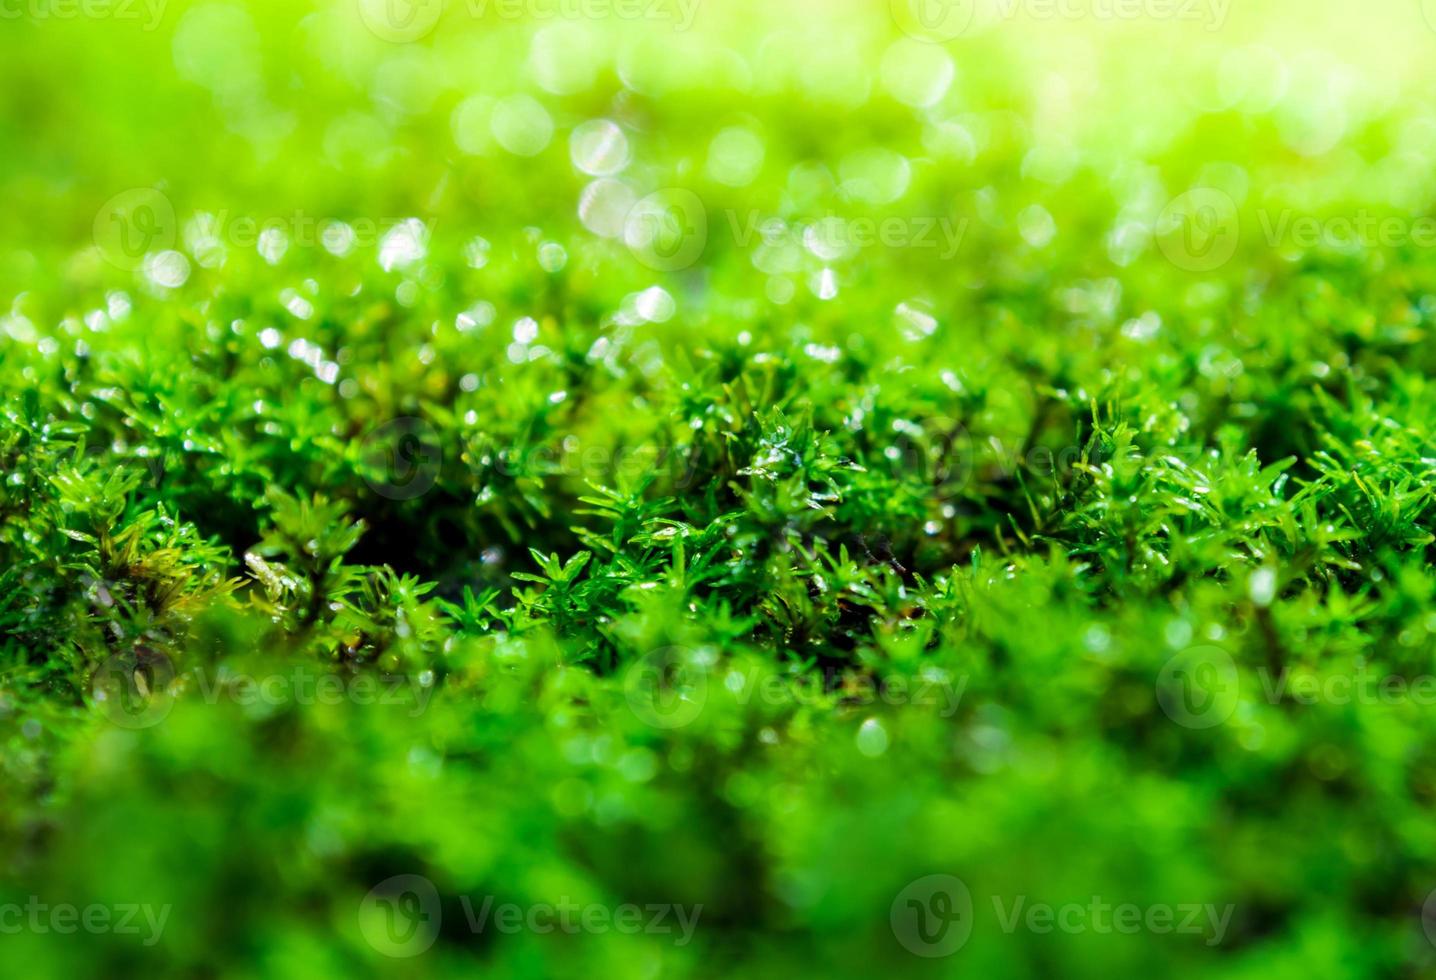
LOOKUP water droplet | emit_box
[578,179,637,239]
[379,219,428,271]
[491,94,554,157]
[457,301,495,332]
[321,221,356,257]
[803,342,841,363]
[809,268,838,300]
[635,286,675,322]
[258,227,289,266]
[880,40,955,108]
[1250,567,1277,607]
[1018,204,1057,247]
[531,23,600,95]
[569,119,629,176]
[803,217,855,262]
[280,288,314,320]
[463,236,491,269]
[856,718,889,758]
[896,302,937,340]
[538,242,568,272]
[765,278,795,304]
[144,250,190,289]
[706,127,765,188]
[513,317,539,344]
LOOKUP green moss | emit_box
[4,1,1436,976]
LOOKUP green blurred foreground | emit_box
[8,0,1436,976]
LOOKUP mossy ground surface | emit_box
[5,1,1436,976]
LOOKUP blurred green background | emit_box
[8,0,1436,977]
